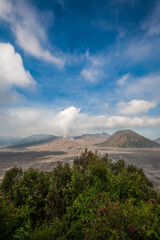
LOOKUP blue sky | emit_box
[0,0,160,138]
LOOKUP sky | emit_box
[0,0,160,139]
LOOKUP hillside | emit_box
[0,136,21,146]
[98,129,160,148]
[155,137,160,143]
[8,134,58,148]
[74,132,110,140]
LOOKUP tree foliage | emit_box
[0,150,160,239]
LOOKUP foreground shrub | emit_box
[0,150,160,239]
[12,168,51,225]
[0,195,31,240]
[61,191,160,239]
[46,163,72,219]
[1,167,23,199]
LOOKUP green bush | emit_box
[12,168,51,225]
[1,167,23,198]
[0,150,160,239]
[46,163,72,219]
[0,195,32,240]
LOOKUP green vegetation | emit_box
[0,149,160,239]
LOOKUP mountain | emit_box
[0,136,21,146]
[7,134,58,148]
[74,132,110,140]
[154,137,160,143]
[98,130,160,148]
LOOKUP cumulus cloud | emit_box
[0,0,64,67]
[0,42,35,104]
[117,100,157,115]
[0,106,81,137]
[0,106,160,137]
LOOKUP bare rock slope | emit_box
[98,130,160,148]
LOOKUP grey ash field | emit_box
[0,132,160,192]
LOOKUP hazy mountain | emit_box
[154,137,160,143]
[0,136,21,146]
[98,130,160,148]
[8,134,58,148]
[74,132,110,140]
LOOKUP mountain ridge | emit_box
[98,129,160,148]
[154,137,160,143]
[73,132,110,140]
[6,134,58,148]
[0,136,22,146]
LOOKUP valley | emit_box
[0,136,160,192]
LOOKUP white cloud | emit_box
[0,0,64,67]
[0,43,34,87]
[81,68,100,82]
[80,51,105,82]
[0,106,160,137]
[0,42,35,104]
[117,74,160,101]
[142,2,160,36]
[84,50,103,66]
[125,39,153,61]
[117,73,130,86]
[104,116,160,128]
[0,0,12,19]
[117,100,157,115]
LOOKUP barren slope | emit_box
[99,130,160,148]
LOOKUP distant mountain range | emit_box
[0,130,159,149]
[73,132,110,140]
[0,132,110,148]
[98,130,160,148]
[0,134,58,148]
[154,137,160,143]
[0,136,21,146]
